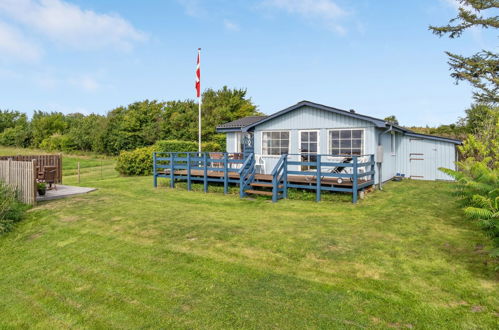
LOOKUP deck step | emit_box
[250,182,283,188]
[245,189,273,196]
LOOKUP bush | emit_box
[0,125,32,147]
[115,140,223,176]
[154,140,222,153]
[115,146,155,176]
[0,181,28,234]
[40,134,76,152]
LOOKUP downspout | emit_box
[377,125,393,190]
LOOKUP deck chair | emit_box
[209,153,224,168]
[43,166,57,190]
[255,154,266,174]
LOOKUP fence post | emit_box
[170,153,175,188]
[153,152,157,188]
[223,153,228,194]
[203,153,208,193]
[352,156,358,203]
[32,159,37,205]
[283,155,288,199]
[370,154,375,183]
[316,155,321,202]
[6,158,11,185]
[187,153,192,191]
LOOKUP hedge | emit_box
[116,140,223,176]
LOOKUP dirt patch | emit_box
[471,305,485,312]
[60,216,79,223]
[26,232,43,241]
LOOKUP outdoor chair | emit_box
[210,153,224,168]
[43,166,57,190]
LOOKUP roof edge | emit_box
[405,132,462,144]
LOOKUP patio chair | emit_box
[210,153,224,169]
[43,166,58,190]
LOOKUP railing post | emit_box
[316,154,321,202]
[187,153,192,191]
[283,155,288,199]
[153,152,157,188]
[170,153,175,188]
[352,156,358,203]
[272,174,278,203]
[223,153,228,194]
[370,154,375,183]
[203,153,208,193]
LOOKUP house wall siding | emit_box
[252,106,377,174]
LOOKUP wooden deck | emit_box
[163,169,369,187]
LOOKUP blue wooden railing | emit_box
[271,154,288,202]
[153,152,375,204]
[153,152,245,194]
[269,154,375,203]
[238,153,256,198]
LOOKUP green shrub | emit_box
[116,140,223,176]
[40,134,76,152]
[0,181,28,234]
[154,140,222,153]
[0,125,32,147]
[115,146,155,176]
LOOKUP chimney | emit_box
[349,109,356,113]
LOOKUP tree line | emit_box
[0,87,261,155]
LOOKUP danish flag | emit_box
[195,48,201,98]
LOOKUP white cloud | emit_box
[223,19,240,32]
[262,0,348,34]
[0,20,41,61]
[0,0,146,51]
[177,0,203,17]
[69,75,100,92]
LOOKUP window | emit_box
[234,132,244,153]
[262,131,289,155]
[329,129,363,155]
[390,132,396,155]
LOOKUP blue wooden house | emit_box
[153,101,460,203]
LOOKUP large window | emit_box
[329,129,363,155]
[262,131,289,155]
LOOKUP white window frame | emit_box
[298,130,320,155]
[234,132,243,153]
[390,132,396,155]
[260,130,290,157]
[327,128,365,156]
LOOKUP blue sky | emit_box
[0,0,495,126]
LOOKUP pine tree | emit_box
[429,0,499,105]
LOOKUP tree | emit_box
[429,0,499,104]
[384,115,399,125]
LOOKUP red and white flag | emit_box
[195,48,201,98]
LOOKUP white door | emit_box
[409,138,436,180]
[299,130,319,171]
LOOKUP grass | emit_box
[0,147,498,328]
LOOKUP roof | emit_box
[216,100,461,144]
[216,116,267,132]
[405,132,462,144]
[241,101,387,131]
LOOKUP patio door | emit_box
[299,130,319,171]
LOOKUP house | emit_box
[216,100,461,183]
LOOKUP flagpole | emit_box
[197,48,202,153]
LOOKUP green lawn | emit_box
[0,148,497,328]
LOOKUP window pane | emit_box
[340,140,351,149]
[351,149,361,155]
[281,132,289,140]
[301,143,308,152]
[352,130,363,139]
[340,130,351,139]
[310,131,317,141]
[309,143,317,152]
[281,140,289,148]
[331,148,340,155]
[330,130,339,139]
[331,140,340,148]
[352,139,362,148]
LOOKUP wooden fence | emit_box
[0,159,37,205]
[0,154,62,183]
